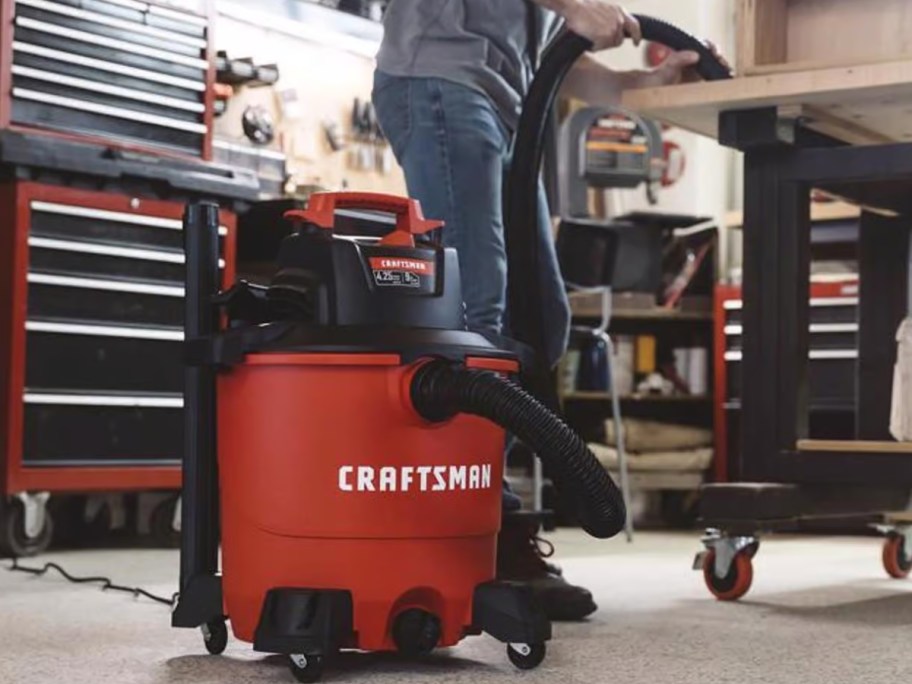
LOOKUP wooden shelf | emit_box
[621,59,912,145]
[563,392,712,403]
[569,298,712,322]
[724,201,861,230]
[798,439,912,454]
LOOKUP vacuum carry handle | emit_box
[286,191,443,247]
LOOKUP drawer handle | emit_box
[26,320,184,341]
[31,201,228,236]
[28,236,225,268]
[13,41,206,92]
[724,323,859,336]
[723,297,859,311]
[12,65,205,113]
[725,349,858,362]
[16,0,208,49]
[28,272,184,297]
[14,87,207,134]
[24,392,183,408]
[15,16,208,70]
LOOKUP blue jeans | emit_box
[371,71,570,368]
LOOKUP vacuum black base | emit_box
[254,588,354,657]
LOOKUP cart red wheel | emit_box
[702,549,753,601]
[882,535,912,579]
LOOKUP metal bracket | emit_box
[697,528,758,578]
[15,492,50,540]
[509,643,532,657]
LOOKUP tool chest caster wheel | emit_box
[882,534,912,579]
[702,549,754,601]
[201,619,228,655]
[150,496,180,548]
[0,495,53,558]
[289,654,324,683]
[507,643,546,670]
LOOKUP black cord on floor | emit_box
[6,558,176,607]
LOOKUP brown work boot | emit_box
[496,512,597,621]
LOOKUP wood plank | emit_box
[725,200,861,229]
[798,439,912,454]
[786,0,912,71]
[736,0,788,72]
[621,60,912,144]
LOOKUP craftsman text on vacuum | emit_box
[338,464,492,493]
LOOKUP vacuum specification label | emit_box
[367,255,436,291]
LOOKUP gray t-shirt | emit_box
[376,0,557,130]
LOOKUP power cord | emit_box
[6,557,176,607]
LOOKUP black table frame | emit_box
[721,107,912,489]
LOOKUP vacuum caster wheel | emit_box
[289,654,324,683]
[201,619,228,655]
[703,549,754,601]
[882,534,912,579]
[507,643,546,670]
[0,498,53,558]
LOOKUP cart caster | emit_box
[150,496,181,548]
[0,493,53,558]
[697,529,758,601]
[702,549,754,601]
[882,533,912,579]
[507,642,546,670]
[201,618,228,655]
[289,654,325,683]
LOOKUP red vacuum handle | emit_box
[285,192,443,247]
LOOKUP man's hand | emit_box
[640,42,732,87]
[538,1,641,50]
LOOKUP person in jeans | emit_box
[373,0,724,621]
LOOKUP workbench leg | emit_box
[740,148,811,480]
[858,212,910,440]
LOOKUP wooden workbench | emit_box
[622,60,912,146]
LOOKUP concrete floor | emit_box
[2,530,911,683]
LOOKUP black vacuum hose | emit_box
[504,16,732,391]
[411,360,625,539]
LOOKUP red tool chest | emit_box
[0,0,214,159]
[0,181,235,498]
[714,279,860,482]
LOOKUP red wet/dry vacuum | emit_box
[171,193,624,681]
[171,20,728,684]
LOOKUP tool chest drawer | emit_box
[721,290,859,407]
[25,326,183,393]
[1,181,235,474]
[23,399,182,465]
[8,0,211,157]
